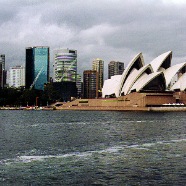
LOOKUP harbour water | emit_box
[0,110,185,185]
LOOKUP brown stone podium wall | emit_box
[174,92,186,104]
[56,92,184,110]
[146,93,176,106]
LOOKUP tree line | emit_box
[0,85,60,107]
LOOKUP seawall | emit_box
[55,105,186,112]
[55,106,150,111]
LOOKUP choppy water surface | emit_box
[0,110,185,185]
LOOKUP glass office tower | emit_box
[53,48,77,82]
[26,46,49,90]
[0,54,5,88]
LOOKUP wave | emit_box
[1,138,185,165]
[171,138,186,142]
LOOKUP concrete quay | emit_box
[55,105,150,111]
[55,105,186,112]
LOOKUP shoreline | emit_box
[55,106,186,112]
[1,106,186,111]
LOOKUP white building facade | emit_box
[9,66,25,88]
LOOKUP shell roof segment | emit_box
[102,75,121,97]
[116,52,144,97]
[150,51,172,72]
[163,62,186,88]
[171,73,186,91]
[122,64,154,95]
[131,72,166,92]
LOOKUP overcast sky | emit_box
[1,0,186,77]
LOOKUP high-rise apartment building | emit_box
[53,48,77,82]
[9,66,25,88]
[92,58,104,97]
[108,61,124,79]
[25,46,49,90]
[0,54,5,88]
[76,74,82,98]
[83,70,98,99]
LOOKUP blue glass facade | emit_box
[34,47,49,90]
[26,47,49,90]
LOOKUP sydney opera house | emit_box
[57,51,186,111]
[102,51,186,98]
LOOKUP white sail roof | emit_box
[122,64,153,95]
[102,75,121,98]
[116,53,144,97]
[170,73,186,91]
[131,72,165,92]
[150,51,172,72]
[163,62,186,87]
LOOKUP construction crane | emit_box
[29,66,44,90]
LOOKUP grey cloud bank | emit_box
[1,0,186,76]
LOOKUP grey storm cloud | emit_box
[1,0,186,77]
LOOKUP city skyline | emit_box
[1,0,186,77]
[4,47,122,85]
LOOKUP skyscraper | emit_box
[108,61,124,79]
[0,54,5,88]
[25,46,49,90]
[83,70,98,99]
[9,66,25,88]
[92,58,104,97]
[53,48,77,82]
[76,74,82,98]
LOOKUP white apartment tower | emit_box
[9,66,25,88]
